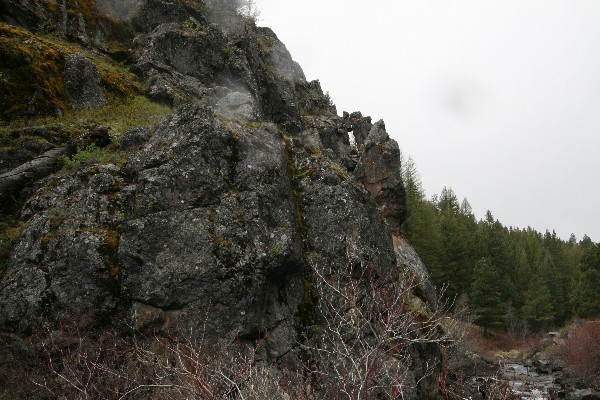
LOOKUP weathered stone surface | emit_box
[0,104,436,393]
[300,115,352,169]
[0,147,68,202]
[0,128,70,192]
[130,0,205,33]
[64,54,107,110]
[97,0,140,21]
[394,235,437,306]
[354,119,407,236]
[119,127,152,151]
[0,164,125,332]
[296,79,337,116]
[0,23,143,119]
[133,22,228,85]
[212,85,258,120]
[131,12,332,131]
[350,111,373,148]
[0,147,37,175]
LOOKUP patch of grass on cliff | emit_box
[51,96,171,134]
[2,96,171,137]
[62,144,127,170]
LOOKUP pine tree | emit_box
[470,258,505,336]
[512,246,531,309]
[430,187,476,301]
[521,274,555,331]
[581,243,600,272]
[574,269,600,318]
[399,154,443,281]
[540,232,576,323]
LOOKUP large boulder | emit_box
[64,54,107,109]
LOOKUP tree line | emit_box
[400,153,600,334]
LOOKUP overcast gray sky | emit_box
[254,0,600,242]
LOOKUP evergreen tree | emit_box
[480,213,514,279]
[535,249,569,324]
[431,187,476,301]
[399,154,443,276]
[521,274,555,331]
[470,258,504,335]
[581,243,600,272]
[512,246,531,309]
[574,269,600,318]
[579,235,594,252]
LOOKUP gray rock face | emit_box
[133,22,228,86]
[131,9,334,131]
[64,54,107,110]
[0,104,438,396]
[350,111,373,148]
[130,0,205,33]
[0,163,125,332]
[354,119,407,236]
[118,106,307,347]
[98,0,141,20]
[214,87,257,120]
[567,389,600,400]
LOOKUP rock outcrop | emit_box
[0,23,143,119]
[0,1,442,398]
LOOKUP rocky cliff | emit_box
[0,1,443,398]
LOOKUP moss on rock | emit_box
[0,23,144,121]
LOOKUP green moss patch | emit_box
[0,23,145,121]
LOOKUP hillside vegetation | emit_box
[400,153,600,334]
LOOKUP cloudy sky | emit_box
[254,0,600,241]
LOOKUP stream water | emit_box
[502,363,560,399]
[469,363,560,399]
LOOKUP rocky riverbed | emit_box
[474,355,600,400]
[502,362,561,399]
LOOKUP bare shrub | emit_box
[302,254,451,399]
[562,320,600,389]
[31,324,296,400]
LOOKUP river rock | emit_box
[567,389,600,400]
